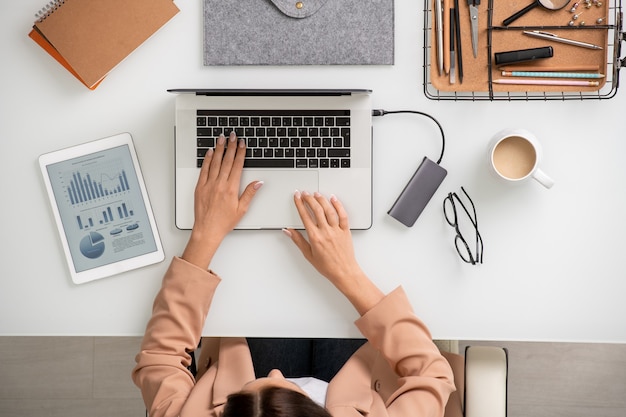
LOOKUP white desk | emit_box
[1,0,625,342]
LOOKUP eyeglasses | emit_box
[443,187,483,265]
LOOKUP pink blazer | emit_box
[132,257,456,417]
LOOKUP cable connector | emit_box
[370,109,446,165]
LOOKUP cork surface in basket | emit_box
[429,0,609,93]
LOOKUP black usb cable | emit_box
[372,109,446,165]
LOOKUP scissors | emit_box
[468,0,480,58]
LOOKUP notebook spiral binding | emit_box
[35,0,66,22]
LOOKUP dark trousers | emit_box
[246,338,367,382]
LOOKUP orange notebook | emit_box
[29,0,179,89]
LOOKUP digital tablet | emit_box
[39,132,164,284]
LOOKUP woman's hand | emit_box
[182,132,262,270]
[284,191,383,315]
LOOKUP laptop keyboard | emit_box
[196,110,351,169]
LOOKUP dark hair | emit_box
[223,386,332,417]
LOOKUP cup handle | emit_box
[532,168,554,189]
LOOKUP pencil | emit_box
[435,0,443,75]
[499,65,600,72]
[493,79,600,87]
[502,71,605,79]
[443,0,450,74]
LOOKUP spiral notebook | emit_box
[28,0,179,89]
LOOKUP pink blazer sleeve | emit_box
[131,257,221,417]
[355,287,456,417]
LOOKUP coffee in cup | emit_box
[488,129,554,189]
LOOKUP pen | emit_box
[435,0,443,75]
[449,8,456,84]
[502,71,605,79]
[453,0,463,83]
[493,79,600,87]
[523,31,603,50]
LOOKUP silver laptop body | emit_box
[171,89,372,230]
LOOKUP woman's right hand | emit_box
[182,132,262,270]
[283,191,383,315]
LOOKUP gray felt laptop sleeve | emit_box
[203,0,394,65]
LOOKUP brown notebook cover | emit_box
[30,0,179,89]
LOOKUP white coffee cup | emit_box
[488,128,554,189]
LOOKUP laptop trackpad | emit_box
[238,170,319,229]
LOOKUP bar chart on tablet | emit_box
[64,168,130,205]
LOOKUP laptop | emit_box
[170,89,373,230]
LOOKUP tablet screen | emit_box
[40,134,163,282]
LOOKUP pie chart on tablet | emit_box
[79,231,105,259]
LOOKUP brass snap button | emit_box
[296,2,304,9]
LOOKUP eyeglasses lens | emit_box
[443,190,483,264]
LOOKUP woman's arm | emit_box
[284,191,455,416]
[284,191,383,315]
[356,287,456,417]
[132,258,220,417]
[132,133,262,417]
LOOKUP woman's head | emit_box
[223,369,331,417]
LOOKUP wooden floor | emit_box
[1,337,625,417]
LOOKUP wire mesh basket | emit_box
[423,0,624,100]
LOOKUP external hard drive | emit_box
[388,157,448,227]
